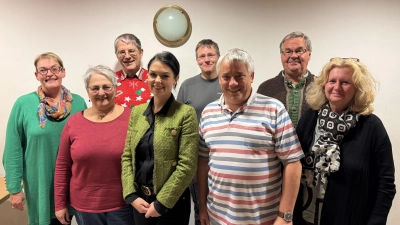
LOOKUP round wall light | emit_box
[153,5,192,48]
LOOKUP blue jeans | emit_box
[75,205,135,225]
[189,180,200,225]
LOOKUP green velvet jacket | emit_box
[121,100,198,209]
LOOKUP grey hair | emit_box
[114,33,142,53]
[279,31,312,52]
[83,65,117,88]
[216,48,254,75]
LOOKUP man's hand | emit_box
[55,208,71,224]
[199,207,210,225]
[273,216,292,225]
[131,197,150,213]
[10,191,25,211]
[145,202,161,218]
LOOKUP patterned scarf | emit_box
[303,103,358,187]
[37,85,73,128]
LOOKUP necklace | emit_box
[94,106,115,120]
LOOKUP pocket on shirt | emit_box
[243,124,274,151]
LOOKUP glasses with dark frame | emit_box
[88,85,114,94]
[281,49,308,57]
[36,66,63,75]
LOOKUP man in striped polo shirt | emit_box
[197,48,304,225]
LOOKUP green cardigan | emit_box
[121,100,198,209]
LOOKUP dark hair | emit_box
[147,51,180,78]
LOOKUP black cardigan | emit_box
[294,109,396,225]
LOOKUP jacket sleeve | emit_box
[367,116,396,225]
[2,100,24,194]
[156,106,199,208]
[121,109,137,199]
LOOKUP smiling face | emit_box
[219,60,254,111]
[35,58,65,95]
[148,60,178,101]
[87,74,115,110]
[280,37,311,78]
[196,45,219,77]
[325,67,357,114]
[115,40,143,75]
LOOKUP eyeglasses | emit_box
[36,66,63,75]
[197,53,218,61]
[117,49,139,58]
[330,57,360,62]
[88,85,114,93]
[281,49,307,57]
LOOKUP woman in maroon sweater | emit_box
[54,65,134,225]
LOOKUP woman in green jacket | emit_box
[121,51,198,225]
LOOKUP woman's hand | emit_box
[10,191,25,211]
[132,197,150,213]
[145,202,161,218]
[55,208,71,224]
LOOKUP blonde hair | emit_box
[34,52,64,68]
[306,58,378,115]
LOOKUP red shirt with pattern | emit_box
[115,68,153,108]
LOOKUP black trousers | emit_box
[133,187,191,225]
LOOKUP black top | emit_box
[135,95,174,185]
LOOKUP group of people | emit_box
[2,31,396,225]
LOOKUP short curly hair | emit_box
[306,58,378,115]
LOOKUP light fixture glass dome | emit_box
[153,5,192,47]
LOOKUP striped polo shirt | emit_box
[199,91,304,225]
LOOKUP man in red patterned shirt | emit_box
[114,33,152,108]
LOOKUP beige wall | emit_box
[1,0,399,224]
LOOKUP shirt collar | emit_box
[218,89,256,113]
[121,68,145,81]
[144,94,175,117]
[281,70,309,88]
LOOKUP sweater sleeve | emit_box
[54,119,74,211]
[2,100,24,194]
[176,84,186,103]
[367,116,396,225]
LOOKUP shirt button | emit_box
[294,90,298,94]
[171,130,177,136]
[292,107,297,111]
[172,161,177,166]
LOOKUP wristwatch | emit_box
[277,211,293,222]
